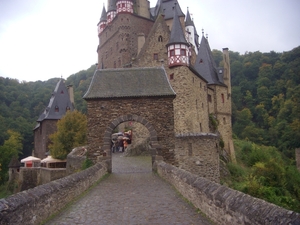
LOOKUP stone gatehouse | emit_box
[83,67,176,171]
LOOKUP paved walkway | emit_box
[45,153,213,225]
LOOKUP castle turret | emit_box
[116,0,133,14]
[185,8,199,54]
[98,5,107,35]
[166,4,189,68]
[107,0,117,23]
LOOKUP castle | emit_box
[95,0,234,160]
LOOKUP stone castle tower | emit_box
[33,79,75,159]
[96,0,235,160]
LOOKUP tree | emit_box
[49,111,87,160]
[0,130,23,184]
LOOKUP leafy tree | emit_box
[0,130,23,184]
[49,111,87,160]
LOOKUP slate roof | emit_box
[194,35,225,86]
[185,8,193,27]
[107,0,116,12]
[167,3,188,46]
[99,5,107,23]
[150,0,184,20]
[83,67,176,99]
[36,79,74,122]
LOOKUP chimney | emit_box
[67,85,75,108]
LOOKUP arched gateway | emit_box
[83,67,176,172]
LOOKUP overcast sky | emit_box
[0,0,299,82]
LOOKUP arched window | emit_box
[158,35,163,42]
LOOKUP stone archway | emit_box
[83,67,176,172]
[102,114,161,172]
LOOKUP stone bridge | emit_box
[0,155,299,225]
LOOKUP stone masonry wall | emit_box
[98,13,154,69]
[0,161,108,225]
[174,134,220,183]
[34,119,58,159]
[155,160,300,225]
[86,97,175,164]
[19,167,67,191]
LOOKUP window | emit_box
[153,53,158,60]
[200,59,203,63]
[208,94,212,102]
[60,90,64,94]
[158,35,163,42]
[223,117,226,124]
[221,94,224,103]
[170,73,174,80]
[180,49,186,56]
[55,106,59,112]
[170,49,175,56]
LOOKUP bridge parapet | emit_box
[155,160,300,225]
[0,161,108,225]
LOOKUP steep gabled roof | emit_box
[167,4,188,46]
[83,67,176,99]
[37,79,74,122]
[194,35,224,85]
[137,13,170,59]
[151,0,184,20]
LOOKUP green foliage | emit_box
[215,46,300,156]
[49,111,87,160]
[81,158,93,170]
[0,130,23,184]
[227,139,300,212]
[209,113,219,132]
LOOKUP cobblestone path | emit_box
[45,153,213,225]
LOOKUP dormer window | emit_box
[55,106,59,112]
[61,90,64,94]
[200,59,203,63]
[66,106,70,111]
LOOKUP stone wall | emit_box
[0,161,108,225]
[154,160,300,225]
[86,97,175,165]
[174,133,220,183]
[34,119,58,159]
[98,13,154,69]
[19,167,67,191]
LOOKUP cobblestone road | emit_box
[45,153,213,225]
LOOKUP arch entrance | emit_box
[103,115,160,172]
[83,67,176,173]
